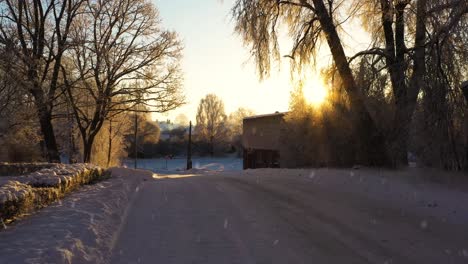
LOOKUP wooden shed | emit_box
[242,112,286,169]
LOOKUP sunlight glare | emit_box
[302,78,328,106]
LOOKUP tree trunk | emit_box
[462,81,468,170]
[380,0,427,167]
[312,0,389,166]
[462,81,468,102]
[33,92,60,163]
[210,135,214,157]
[83,135,96,163]
[391,1,411,166]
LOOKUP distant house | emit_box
[242,112,286,169]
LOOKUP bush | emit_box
[280,86,359,168]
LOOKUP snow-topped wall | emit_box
[0,163,55,176]
[0,163,110,225]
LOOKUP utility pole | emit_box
[134,112,138,169]
[462,81,468,170]
[187,121,192,170]
[107,119,112,168]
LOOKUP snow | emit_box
[1,166,468,263]
[123,157,243,172]
[110,167,468,263]
[0,181,32,204]
[225,168,468,226]
[0,167,153,263]
[0,163,103,212]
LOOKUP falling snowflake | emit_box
[462,249,468,257]
[224,218,229,229]
[309,171,316,179]
[135,186,140,192]
[420,220,428,230]
[273,240,279,246]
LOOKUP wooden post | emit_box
[187,121,192,170]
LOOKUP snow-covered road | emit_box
[109,169,468,264]
[1,168,468,263]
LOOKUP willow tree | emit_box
[232,0,388,165]
[0,0,86,162]
[232,0,468,166]
[63,0,184,163]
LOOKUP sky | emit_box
[152,0,369,123]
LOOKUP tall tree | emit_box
[195,94,228,156]
[232,0,388,165]
[0,0,86,162]
[354,0,467,166]
[63,0,184,162]
[228,107,255,138]
[228,107,255,156]
[232,0,468,166]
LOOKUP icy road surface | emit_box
[110,169,468,264]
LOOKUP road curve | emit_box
[109,171,468,264]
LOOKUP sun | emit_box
[302,78,328,106]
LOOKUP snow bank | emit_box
[0,163,109,223]
[0,162,55,176]
[0,167,153,263]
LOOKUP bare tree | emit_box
[0,55,17,116]
[0,0,86,162]
[228,107,255,138]
[174,113,189,127]
[195,94,228,156]
[62,0,184,162]
[228,107,255,157]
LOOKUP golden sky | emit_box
[153,0,370,123]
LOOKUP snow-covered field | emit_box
[123,157,242,172]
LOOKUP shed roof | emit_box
[243,112,287,121]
